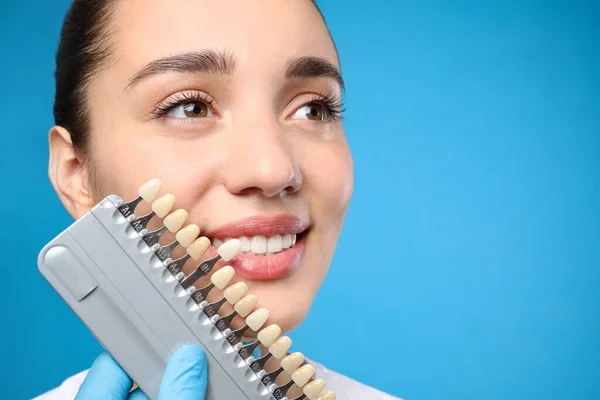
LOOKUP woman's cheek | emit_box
[307,138,354,221]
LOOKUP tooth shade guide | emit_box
[272,379,295,399]
[233,294,257,317]
[316,391,336,400]
[238,339,260,360]
[268,336,292,359]
[175,224,200,247]
[187,236,211,260]
[138,178,162,202]
[291,364,315,387]
[45,182,324,399]
[303,379,326,399]
[179,253,222,290]
[154,240,180,262]
[118,179,163,217]
[202,295,225,319]
[163,209,188,232]
[143,225,168,247]
[165,253,190,277]
[257,324,281,346]
[129,198,305,390]
[260,365,285,389]
[224,282,248,304]
[205,296,228,314]
[281,352,305,374]
[217,239,241,261]
[250,351,273,374]
[214,306,241,332]
[188,281,216,305]
[210,266,235,289]
[245,308,269,331]
[151,194,176,218]
[129,210,156,233]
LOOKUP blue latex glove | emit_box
[75,345,208,399]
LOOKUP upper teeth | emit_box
[213,234,297,255]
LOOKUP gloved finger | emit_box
[76,352,133,399]
[158,345,208,400]
[127,387,150,400]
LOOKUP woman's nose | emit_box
[221,120,302,198]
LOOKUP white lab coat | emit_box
[34,360,400,399]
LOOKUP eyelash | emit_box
[151,90,345,122]
[302,92,345,122]
[151,91,215,119]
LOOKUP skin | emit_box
[49,0,353,339]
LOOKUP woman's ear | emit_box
[48,126,95,219]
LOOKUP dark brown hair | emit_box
[53,0,328,154]
[53,0,118,153]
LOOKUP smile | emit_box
[212,233,298,256]
[203,214,309,280]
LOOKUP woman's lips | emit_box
[226,234,306,280]
[202,214,309,280]
[203,214,307,238]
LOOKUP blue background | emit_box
[1,1,598,399]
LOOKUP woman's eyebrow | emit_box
[285,56,345,92]
[125,51,344,92]
[125,50,236,90]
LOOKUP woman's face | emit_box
[54,0,353,334]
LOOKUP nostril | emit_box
[282,183,300,196]
[284,172,302,195]
[233,186,268,197]
[222,142,302,197]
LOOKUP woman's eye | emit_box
[291,103,328,121]
[167,101,214,119]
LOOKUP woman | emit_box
[37,0,398,399]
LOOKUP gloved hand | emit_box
[75,344,208,399]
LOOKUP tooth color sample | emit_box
[138,178,162,202]
[163,209,188,232]
[210,266,235,289]
[257,324,281,346]
[234,295,257,317]
[187,237,211,260]
[246,308,270,331]
[151,194,175,218]
[303,379,326,399]
[268,336,292,359]
[281,352,305,374]
[224,282,248,304]
[291,364,315,387]
[175,224,200,247]
[218,239,241,261]
[316,391,336,400]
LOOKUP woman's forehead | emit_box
[111,0,338,76]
